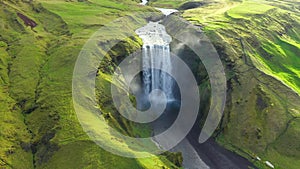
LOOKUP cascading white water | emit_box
[136,22,174,102]
[135,3,210,168]
[139,0,148,5]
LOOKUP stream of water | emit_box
[136,22,174,103]
[139,0,148,5]
[136,1,210,169]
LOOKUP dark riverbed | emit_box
[187,118,257,169]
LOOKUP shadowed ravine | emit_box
[136,1,257,169]
[135,10,210,168]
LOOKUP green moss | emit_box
[149,0,190,8]
[39,0,154,38]
[38,140,144,169]
[227,1,274,19]
[0,33,33,169]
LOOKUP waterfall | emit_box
[134,9,210,169]
[139,0,148,5]
[136,22,174,103]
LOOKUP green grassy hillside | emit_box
[183,0,300,94]
[0,0,180,168]
[177,0,300,168]
[149,0,189,8]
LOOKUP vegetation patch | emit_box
[0,0,180,168]
[181,0,300,168]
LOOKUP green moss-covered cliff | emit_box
[0,0,180,168]
[177,0,300,168]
